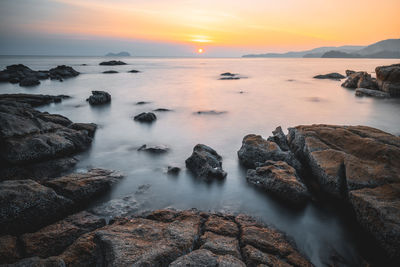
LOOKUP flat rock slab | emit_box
[99,60,127,65]
[313,73,345,80]
[0,94,69,107]
[355,88,390,98]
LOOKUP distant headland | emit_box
[105,51,131,57]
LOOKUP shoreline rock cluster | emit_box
[0,64,79,86]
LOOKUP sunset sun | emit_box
[197,48,204,53]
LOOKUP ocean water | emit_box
[1,56,400,266]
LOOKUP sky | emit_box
[0,0,399,57]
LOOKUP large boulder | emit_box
[86,90,111,105]
[185,144,227,179]
[375,63,400,96]
[238,134,301,171]
[0,179,73,235]
[49,65,80,80]
[0,100,96,180]
[341,71,377,90]
[246,160,309,204]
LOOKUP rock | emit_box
[349,183,400,260]
[49,65,79,79]
[135,101,151,105]
[44,168,123,204]
[102,70,118,74]
[133,112,157,122]
[267,126,290,151]
[313,73,345,80]
[375,63,400,96]
[246,161,309,204]
[0,235,21,264]
[167,166,181,174]
[242,245,292,267]
[21,211,105,258]
[0,94,69,107]
[204,214,239,237]
[220,76,240,80]
[185,144,227,180]
[154,108,172,112]
[68,123,97,138]
[346,70,356,76]
[355,88,390,98]
[170,249,245,267]
[99,60,127,66]
[19,77,40,87]
[56,233,99,267]
[200,231,241,259]
[4,256,65,267]
[220,72,236,76]
[341,71,377,89]
[91,195,140,219]
[0,179,73,235]
[0,100,95,180]
[138,144,169,153]
[128,69,140,73]
[195,110,227,115]
[287,124,400,198]
[86,90,111,105]
[237,134,301,171]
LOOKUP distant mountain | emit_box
[242,46,364,58]
[242,38,400,58]
[105,51,131,57]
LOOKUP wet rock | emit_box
[0,179,73,235]
[185,144,227,180]
[49,65,79,79]
[238,134,301,171]
[267,126,290,151]
[341,71,377,89]
[355,88,390,98]
[19,77,40,87]
[0,94,69,107]
[346,70,356,76]
[0,100,95,180]
[91,195,140,219]
[44,168,123,204]
[247,160,309,204]
[86,90,111,105]
[167,166,181,174]
[68,123,97,137]
[128,69,140,73]
[0,235,21,264]
[313,73,345,80]
[133,112,157,122]
[21,211,105,258]
[287,124,400,198]
[99,60,127,66]
[349,183,400,260]
[102,70,118,74]
[136,184,151,194]
[138,144,169,153]
[375,63,400,97]
[195,110,227,115]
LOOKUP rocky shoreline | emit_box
[0,62,399,266]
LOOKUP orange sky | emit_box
[1,0,400,53]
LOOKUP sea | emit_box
[1,56,400,266]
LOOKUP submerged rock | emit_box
[99,60,127,66]
[86,90,111,105]
[102,70,118,74]
[154,108,172,112]
[128,69,140,73]
[247,160,309,204]
[238,134,301,171]
[195,110,227,115]
[134,112,157,122]
[186,144,227,180]
[355,88,390,98]
[313,73,345,80]
[91,195,140,219]
[167,166,181,174]
[138,144,169,153]
[375,63,400,97]
[135,101,151,105]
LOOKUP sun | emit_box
[197,48,204,54]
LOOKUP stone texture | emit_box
[375,63,400,96]
[355,88,390,98]
[0,235,21,264]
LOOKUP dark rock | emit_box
[21,211,105,258]
[138,144,169,153]
[135,101,150,105]
[44,168,123,203]
[0,235,22,264]
[349,183,400,260]
[49,65,79,79]
[247,160,309,204]
[68,123,97,137]
[0,179,73,235]
[220,72,236,76]
[204,214,239,237]
[220,76,240,80]
[195,110,227,115]
[91,195,140,219]
[19,77,40,87]
[186,144,227,180]
[167,166,181,174]
[376,63,400,96]
[102,70,118,74]
[341,71,377,89]
[99,60,127,66]
[346,70,356,76]
[237,134,301,171]
[170,249,245,267]
[313,73,345,80]
[200,231,241,259]
[355,88,390,98]
[133,112,157,122]
[4,256,65,267]
[153,108,172,112]
[0,94,69,107]
[267,126,290,151]
[86,90,111,105]
[128,69,140,73]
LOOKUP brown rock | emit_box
[204,214,239,237]
[0,235,21,264]
[21,211,105,258]
[242,245,291,267]
[375,63,400,96]
[200,231,241,259]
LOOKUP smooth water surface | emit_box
[1,56,399,266]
